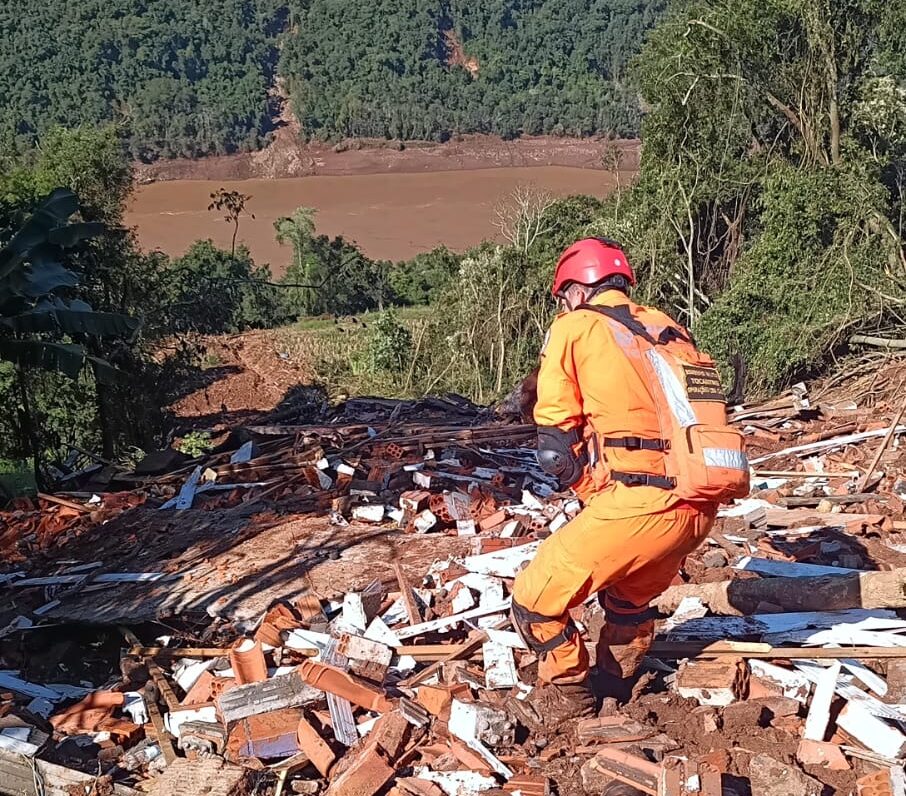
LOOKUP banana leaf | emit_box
[0,189,79,281]
[2,307,139,336]
[0,339,123,383]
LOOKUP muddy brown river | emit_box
[127,166,617,270]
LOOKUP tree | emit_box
[208,188,254,257]
[0,1,285,160]
[274,207,318,313]
[0,188,138,483]
[166,241,278,333]
[590,0,906,392]
[493,185,556,254]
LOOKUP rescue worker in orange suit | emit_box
[511,238,749,717]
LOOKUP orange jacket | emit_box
[535,290,713,518]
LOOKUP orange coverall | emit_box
[512,291,717,684]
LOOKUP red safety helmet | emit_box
[551,237,636,297]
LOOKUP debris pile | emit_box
[2,385,906,795]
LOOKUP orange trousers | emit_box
[511,498,715,684]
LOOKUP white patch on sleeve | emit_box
[540,328,552,356]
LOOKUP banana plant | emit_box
[0,188,139,381]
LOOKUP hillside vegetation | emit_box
[281,0,663,141]
[0,0,661,160]
[2,0,906,494]
[0,0,286,161]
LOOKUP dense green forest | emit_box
[0,0,660,160]
[0,0,286,160]
[281,0,663,140]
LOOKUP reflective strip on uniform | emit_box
[703,447,749,471]
[606,320,638,353]
[646,349,697,428]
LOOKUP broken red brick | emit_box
[478,509,509,532]
[675,658,748,706]
[857,767,901,796]
[365,709,412,759]
[416,685,454,719]
[697,749,730,775]
[255,603,303,647]
[400,490,431,512]
[295,593,327,625]
[395,778,445,796]
[296,715,336,777]
[226,707,301,763]
[771,714,806,735]
[51,691,139,741]
[326,745,395,796]
[146,757,252,796]
[182,670,237,706]
[580,748,660,794]
[297,659,393,713]
[797,740,850,771]
[503,774,550,795]
[436,562,470,585]
[471,537,535,555]
[576,715,655,745]
[447,739,493,774]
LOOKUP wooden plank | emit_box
[661,608,899,643]
[144,687,177,764]
[650,642,906,660]
[402,620,510,688]
[752,470,859,478]
[777,493,878,508]
[0,748,139,796]
[37,492,92,513]
[394,560,423,626]
[395,600,510,640]
[749,426,906,464]
[147,659,180,712]
[132,642,481,661]
[858,392,906,492]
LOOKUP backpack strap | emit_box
[578,303,692,347]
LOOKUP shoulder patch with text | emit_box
[683,364,726,402]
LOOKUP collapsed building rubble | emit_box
[2,386,906,795]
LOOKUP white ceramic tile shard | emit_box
[457,543,540,579]
[837,701,906,760]
[395,601,511,640]
[841,659,889,697]
[483,641,518,689]
[413,768,498,796]
[803,661,840,741]
[749,660,812,703]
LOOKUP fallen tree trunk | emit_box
[655,568,906,616]
[850,334,906,350]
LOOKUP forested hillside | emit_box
[0,0,661,160]
[0,1,285,161]
[281,0,663,140]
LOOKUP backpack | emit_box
[579,303,750,503]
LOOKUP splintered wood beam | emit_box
[650,641,906,660]
[857,391,906,492]
[129,643,481,661]
[394,559,423,625]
